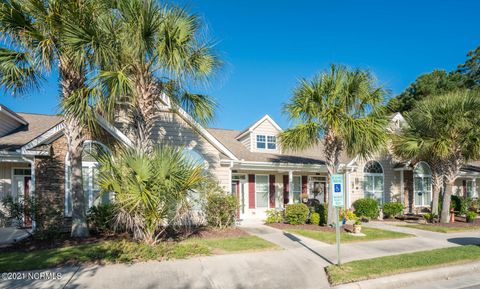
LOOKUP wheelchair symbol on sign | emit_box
[334,184,341,193]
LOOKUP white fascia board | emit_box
[0,105,28,125]
[222,159,327,172]
[95,114,133,147]
[236,114,283,140]
[166,93,237,160]
[21,122,65,153]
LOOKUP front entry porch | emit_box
[0,161,34,228]
[230,164,329,221]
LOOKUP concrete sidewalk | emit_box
[2,222,480,289]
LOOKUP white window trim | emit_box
[255,174,270,209]
[363,161,385,205]
[255,134,278,151]
[413,161,432,207]
[291,175,302,204]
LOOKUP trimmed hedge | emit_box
[353,198,380,219]
[310,212,320,225]
[285,204,309,225]
[383,202,404,219]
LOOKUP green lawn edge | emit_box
[326,245,480,285]
[398,224,480,233]
[285,227,414,244]
[0,235,277,272]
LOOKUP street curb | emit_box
[332,261,480,289]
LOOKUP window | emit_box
[65,141,111,216]
[256,135,266,149]
[292,176,301,204]
[363,161,384,205]
[13,169,31,176]
[255,175,269,208]
[183,148,209,169]
[466,180,476,198]
[232,174,246,181]
[413,162,432,207]
[267,136,277,149]
[256,134,277,150]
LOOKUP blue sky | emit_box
[1,0,479,130]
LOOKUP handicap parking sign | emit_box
[331,174,344,207]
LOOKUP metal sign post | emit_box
[331,174,344,266]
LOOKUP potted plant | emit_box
[353,219,362,234]
[466,211,477,223]
[301,192,309,203]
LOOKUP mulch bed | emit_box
[426,218,480,228]
[267,223,354,233]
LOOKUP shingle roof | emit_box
[207,128,353,165]
[0,113,62,151]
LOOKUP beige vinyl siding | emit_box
[149,111,231,190]
[0,114,21,137]
[349,155,401,206]
[251,119,281,153]
[238,134,251,151]
[0,163,15,199]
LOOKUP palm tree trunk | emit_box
[59,58,89,237]
[440,179,455,223]
[132,71,157,153]
[430,169,443,217]
[324,128,341,225]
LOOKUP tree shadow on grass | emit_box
[447,237,480,246]
[283,232,334,265]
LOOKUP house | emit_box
[1,100,479,229]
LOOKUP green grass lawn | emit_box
[399,224,480,233]
[285,227,413,244]
[326,245,480,285]
[0,235,276,272]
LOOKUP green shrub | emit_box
[383,202,404,219]
[466,211,478,222]
[451,195,471,215]
[422,213,437,223]
[470,199,479,212]
[352,198,380,219]
[204,191,238,229]
[310,213,320,225]
[265,209,283,224]
[87,203,115,235]
[339,209,356,221]
[285,204,309,225]
[317,203,328,225]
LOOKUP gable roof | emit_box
[236,114,283,139]
[0,113,62,151]
[208,128,352,165]
[0,104,28,125]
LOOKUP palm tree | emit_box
[0,0,109,237]
[280,64,388,224]
[393,90,480,223]
[97,146,206,245]
[67,0,220,152]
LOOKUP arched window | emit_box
[183,148,209,170]
[65,141,111,216]
[414,161,432,207]
[363,161,384,205]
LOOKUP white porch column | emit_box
[288,170,293,204]
[472,178,477,198]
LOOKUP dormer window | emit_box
[256,134,277,150]
[267,136,277,149]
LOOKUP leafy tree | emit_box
[97,146,206,245]
[458,45,480,87]
[393,90,480,223]
[388,70,467,113]
[280,64,388,224]
[0,0,112,237]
